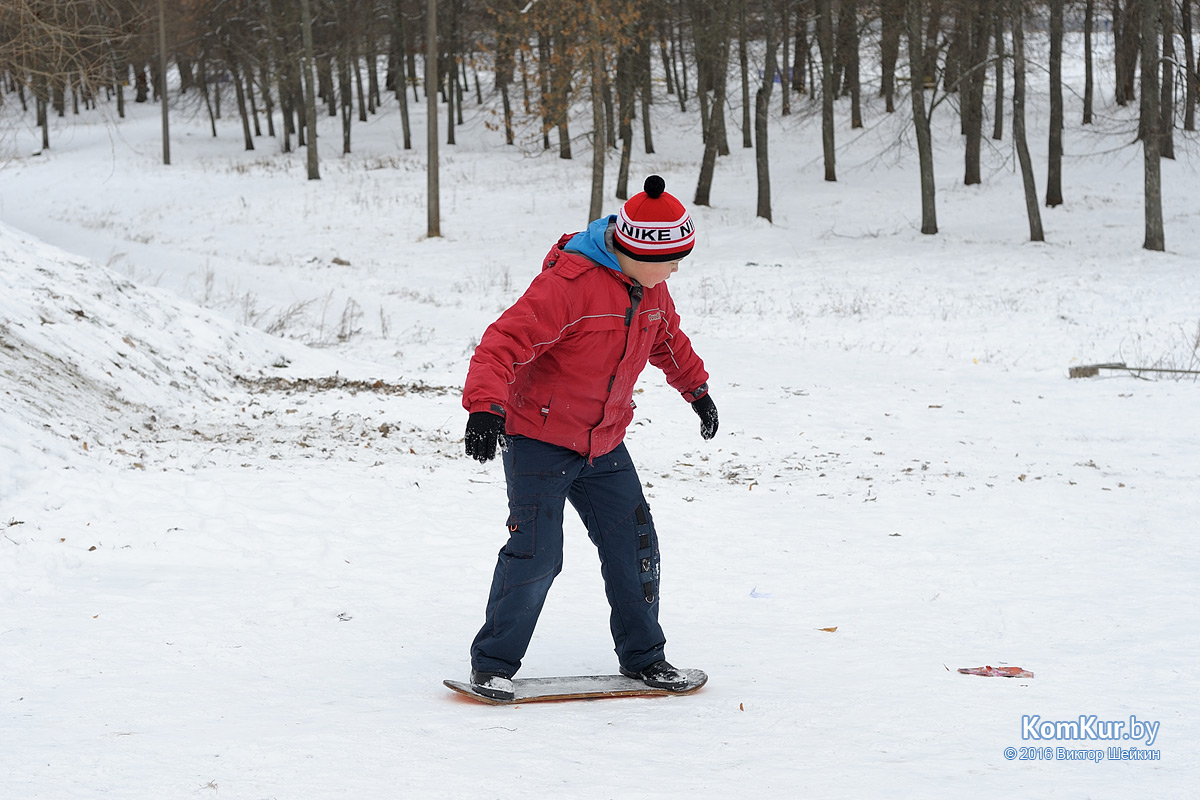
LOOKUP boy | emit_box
[461,176,718,701]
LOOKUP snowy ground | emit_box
[3,38,1199,798]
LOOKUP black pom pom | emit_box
[644,175,666,199]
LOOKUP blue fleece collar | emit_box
[564,215,622,272]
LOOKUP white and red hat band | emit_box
[613,175,695,262]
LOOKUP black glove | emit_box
[691,394,719,440]
[464,412,506,462]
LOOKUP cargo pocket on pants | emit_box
[502,505,537,558]
[634,503,657,603]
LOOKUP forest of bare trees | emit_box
[2,0,1196,250]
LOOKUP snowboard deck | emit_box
[444,669,708,705]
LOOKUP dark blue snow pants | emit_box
[470,435,665,677]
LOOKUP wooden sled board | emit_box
[444,669,708,705]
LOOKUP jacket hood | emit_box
[564,215,622,273]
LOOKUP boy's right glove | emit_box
[691,394,719,440]
[464,411,506,462]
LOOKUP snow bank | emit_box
[0,223,304,496]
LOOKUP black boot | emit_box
[470,670,515,701]
[620,659,689,691]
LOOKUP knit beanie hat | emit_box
[614,175,695,262]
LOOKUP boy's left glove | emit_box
[691,394,719,440]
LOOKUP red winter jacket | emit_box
[463,232,710,459]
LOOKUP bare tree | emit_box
[639,36,654,154]
[794,0,810,97]
[842,0,862,128]
[1140,0,1164,250]
[1114,0,1140,106]
[962,0,993,185]
[992,4,1005,139]
[1184,0,1197,131]
[390,0,414,149]
[693,0,734,205]
[616,38,638,198]
[1011,0,1043,241]
[779,0,791,114]
[427,0,439,237]
[880,0,903,111]
[739,0,753,148]
[298,0,320,178]
[0,0,143,150]
[1083,0,1095,123]
[817,0,836,181]
[1159,0,1176,159]
[1046,0,1063,206]
[587,0,607,220]
[158,0,170,165]
[490,0,518,146]
[907,0,937,233]
[756,0,779,220]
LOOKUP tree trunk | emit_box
[260,62,276,138]
[198,55,218,137]
[640,41,655,154]
[658,12,676,96]
[944,10,963,99]
[228,50,255,151]
[881,0,901,111]
[922,0,943,89]
[427,0,440,237]
[1140,0,1164,250]
[907,0,937,233]
[246,72,262,137]
[115,57,127,119]
[339,51,353,154]
[391,0,413,149]
[604,72,616,149]
[1045,0,1064,206]
[1115,0,1141,105]
[301,0,320,179]
[1012,2,1044,242]
[553,32,572,159]
[1084,0,1095,123]
[617,43,636,199]
[1184,0,1197,131]
[740,0,753,148]
[780,0,791,114]
[135,65,149,103]
[278,64,293,152]
[694,1,733,206]
[588,0,607,221]
[794,0,809,95]
[817,0,836,181]
[497,41,515,145]
[673,6,689,110]
[992,5,1005,139]
[844,0,862,128]
[355,42,368,123]
[1160,0,1176,159]
[321,57,336,116]
[457,57,467,123]
[832,2,851,94]
[34,74,50,150]
[963,0,991,185]
[158,0,170,165]
[756,0,777,221]
[366,20,380,113]
[446,53,457,146]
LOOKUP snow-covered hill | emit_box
[1,223,290,493]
